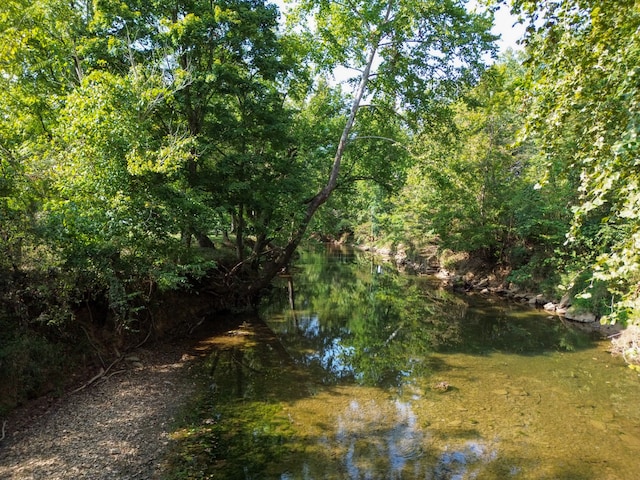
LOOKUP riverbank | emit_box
[1,246,637,480]
[356,243,624,339]
[0,341,192,479]
[0,319,233,480]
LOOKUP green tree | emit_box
[1,0,497,317]
[0,0,214,326]
[363,50,583,294]
[0,0,91,273]
[89,0,304,255]
[43,69,209,323]
[513,0,640,322]
[246,0,497,294]
[457,54,571,261]
[0,0,94,322]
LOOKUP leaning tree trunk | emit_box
[246,3,392,299]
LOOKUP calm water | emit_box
[196,247,640,479]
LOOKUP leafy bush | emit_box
[561,270,614,319]
[0,330,66,415]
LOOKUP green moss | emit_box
[164,387,300,479]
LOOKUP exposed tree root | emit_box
[610,325,640,365]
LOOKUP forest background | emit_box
[1,0,639,413]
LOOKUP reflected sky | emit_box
[185,247,640,479]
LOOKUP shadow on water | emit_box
[164,247,639,479]
[262,247,600,387]
[166,318,603,479]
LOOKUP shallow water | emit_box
[198,247,640,479]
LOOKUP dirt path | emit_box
[0,337,207,480]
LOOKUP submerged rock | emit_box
[564,308,597,323]
[433,381,450,392]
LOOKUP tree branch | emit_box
[350,135,411,152]
[311,0,394,208]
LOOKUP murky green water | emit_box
[187,247,640,479]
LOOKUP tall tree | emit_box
[89,0,301,251]
[0,0,497,309]
[0,0,94,275]
[513,0,640,322]
[248,0,497,294]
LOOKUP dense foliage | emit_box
[513,0,640,323]
[1,0,639,410]
[360,0,640,326]
[0,0,494,411]
[364,51,577,292]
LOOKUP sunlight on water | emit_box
[272,346,640,479]
[194,247,640,479]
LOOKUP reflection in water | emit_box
[433,441,498,480]
[334,399,425,478]
[386,400,426,472]
[297,314,320,337]
[183,247,640,479]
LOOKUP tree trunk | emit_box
[196,233,215,249]
[246,4,391,299]
[234,205,245,262]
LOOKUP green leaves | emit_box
[515,0,640,323]
[292,0,497,110]
[0,0,501,324]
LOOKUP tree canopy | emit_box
[2,0,640,414]
[511,0,640,323]
[0,0,495,330]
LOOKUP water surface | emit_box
[194,247,640,479]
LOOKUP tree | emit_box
[0,0,497,311]
[512,0,640,322]
[0,0,95,321]
[0,0,217,326]
[409,53,570,259]
[246,0,497,295]
[89,0,303,254]
[294,82,413,242]
[0,0,91,272]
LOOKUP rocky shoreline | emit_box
[356,243,621,336]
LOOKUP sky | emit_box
[491,3,526,53]
[273,1,526,54]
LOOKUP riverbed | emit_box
[167,246,640,479]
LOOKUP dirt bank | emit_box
[0,321,229,480]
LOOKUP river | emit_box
[180,246,640,479]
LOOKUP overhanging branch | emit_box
[349,135,412,152]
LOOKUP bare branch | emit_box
[350,135,409,150]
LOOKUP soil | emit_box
[0,322,226,480]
